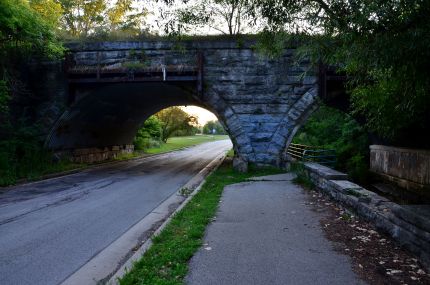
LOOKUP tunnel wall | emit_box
[47,40,319,168]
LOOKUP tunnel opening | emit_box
[46,77,237,164]
[131,105,232,157]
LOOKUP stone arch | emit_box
[46,81,252,163]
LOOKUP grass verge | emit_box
[145,135,229,154]
[119,159,283,285]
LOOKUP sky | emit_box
[181,106,218,125]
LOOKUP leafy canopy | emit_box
[0,0,63,59]
[251,0,430,145]
[155,107,198,142]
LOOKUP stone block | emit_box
[233,157,248,173]
[249,132,273,142]
[303,76,318,85]
[304,163,348,180]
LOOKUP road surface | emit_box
[0,140,232,285]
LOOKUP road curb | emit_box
[107,152,227,284]
[59,150,228,285]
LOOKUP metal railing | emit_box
[287,143,336,167]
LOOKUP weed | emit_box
[340,212,354,222]
[179,187,193,197]
[290,162,315,190]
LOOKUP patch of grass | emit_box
[145,135,229,154]
[114,151,145,161]
[178,187,193,197]
[0,149,85,186]
[290,162,315,190]
[119,159,283,285]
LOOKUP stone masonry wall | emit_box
[54,40,320,167]
[71,145,134,163]
[302,162,430,270]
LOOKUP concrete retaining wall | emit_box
[370,145,430,192]
[302,162,430,269]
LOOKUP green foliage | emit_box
[0,79,10,118]
[0,0,64,59]
[29,0,63,27]
[164,0,257,35]
[133,116,162,150]
[0,0,67,186]
[290,162,315,190]
[155,107,198,142]
[202,120,226,135]
[119,160,283,285]
[252,0,430,146]
[57,0,148,39]
[0,125,80,186]
[293,105,370,184]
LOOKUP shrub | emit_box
[133,116,162,150]
[293,105,370,184]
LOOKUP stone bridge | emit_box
[46,39,342,169]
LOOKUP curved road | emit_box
[0,140,232,285]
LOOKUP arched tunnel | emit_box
[46,82,226,150]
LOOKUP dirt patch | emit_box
[303,189,430,285]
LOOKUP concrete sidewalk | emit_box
[186,174,366,285]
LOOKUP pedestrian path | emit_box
[186,174,366,285]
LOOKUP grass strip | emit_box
[119,159,283,285]
[144,135,229,154]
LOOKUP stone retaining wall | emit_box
[302,162,430,269]
[370,145,430,192]
[70,145,134,163]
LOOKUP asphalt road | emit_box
[0,140,232,285]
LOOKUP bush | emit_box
[0,136,79,186]
[293,105,370,184]
[133,116,162,150]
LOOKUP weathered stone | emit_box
[233,157,248,173]
[300,161,430,270]
[47,39,320,167]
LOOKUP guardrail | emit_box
[287,143,336,167]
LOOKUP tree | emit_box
[203,120,226,135]
[164,0,257,35]
[58,0,147,38]
[0,0,63,59]
[0,0,64,185]
[133,115,162,150]
[155,107,198,142]
[29,0,63,27]
[250,0,430,146]
[293,105,369,183]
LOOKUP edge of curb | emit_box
[106,151,227,284]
